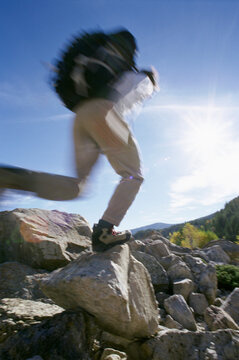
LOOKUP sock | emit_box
[98,219,114,229]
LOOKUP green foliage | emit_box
[216,264,239,291]
[211,196,239,241]
[170,223,218,249]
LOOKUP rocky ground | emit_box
[0,208,239,360]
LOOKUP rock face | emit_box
[41,244,159,339]
[0,208,91,270]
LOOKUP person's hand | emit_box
[141,66,159,89]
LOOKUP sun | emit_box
[180,107,230,161]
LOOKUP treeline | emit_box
[206,196,239,242]
[134,196,239,243]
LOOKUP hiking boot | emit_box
[0,165,35,192]
[92,224,132,252]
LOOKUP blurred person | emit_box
[0,29,158,251]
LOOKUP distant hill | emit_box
[159,212,216,238]
[132,195,239,241]
[131,222,172,235]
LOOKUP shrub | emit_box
[170,223,218,249]
[216,264,239,291]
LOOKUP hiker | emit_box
[0,29,157,251]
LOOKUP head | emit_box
[109,29,138,66]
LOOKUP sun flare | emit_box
[181,108,231,161]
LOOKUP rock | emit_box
[140,329,239,360]
[151,235,192,255]
[203,239,239,261]
[157,254,181,270]
[198,264,217,304]
[41,245,159,339]
[222,288,239,324]
[164,315,183,330]
[144,240,170,259]
[191,249,210,263]
[188,293,209,316]
[164,295,197,331]
[204,245,230,264]
[167,261,193,282]
[131,250,169,291]
[0,298,63,343]
[204,305,239,331]
[173,279,194,300]
[100,348,127,360]
[0,309,102,360]
[0,208,92,270]
[183,255,217,304]
[0,262,49,302]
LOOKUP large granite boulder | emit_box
[41,244,159,339]
[0,208,91,270]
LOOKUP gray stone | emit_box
[204,305,239,331]
[203,239,239,261]
[41,244,159,339]
[198,264,217,304]
[188,293,209,316]
[131,250,169,291]
[0,208,92,270]
[164,315,183,330]
[204,245,230,264]
[144,240,170,259]
[222,288,239,324]
[167,261,193,282]
[173,279,194,300]
[157,254,181,270]
[164,295,197,331]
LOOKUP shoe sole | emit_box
[92,233,132,252]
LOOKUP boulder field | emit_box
[0,208,239,359]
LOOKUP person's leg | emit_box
[0,165,80,201]
[81,101,144,250]
[84,105,144,226]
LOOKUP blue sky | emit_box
[1,0,239,230]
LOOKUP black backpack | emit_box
[51,30,136,111]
